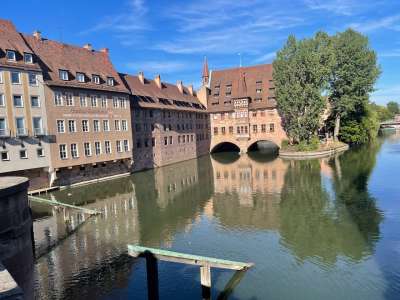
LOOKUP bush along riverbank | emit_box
[279,140,349,159]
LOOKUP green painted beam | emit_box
[128,245,253,271]
[28,195,101,215]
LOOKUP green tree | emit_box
[328,29,380,141]
[386,101,399,117]
[273,33,333,144]
[370,102,392,122]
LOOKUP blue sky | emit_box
[2,0,400,104]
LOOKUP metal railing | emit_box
[0,129,10,138]
[16,128,28,137]
[34,127,46,136]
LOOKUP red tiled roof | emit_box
[0,19,41,71]
[208,64,276,112]
[23,34,129,93]
[121,74,206,112]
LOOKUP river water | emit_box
[31,132,400,300]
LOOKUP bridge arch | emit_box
[247,140,279,153]
[211,141,241,153]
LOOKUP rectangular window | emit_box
[79,94,87,107]
[54,92,63,106]
[113,97,119,108]
[101,96,107,108]
[94,141,102,155]
[261,124,266,133]
[65,93,74,106]
[0,71,3,83]
[24,53,33,64]
[123,140,129,152]
[11,72,20,84]
[70,143,79,158]
[59,144,67,159]
[37,148,44,157]
[0,94,5,107]
[76,72,85,83]
[256,88,262,94]
[15,117,26,136]
[59,70,69,81]
[84,142,92,156]
[221,127,226,135]
[6,50,16,61]
[105,141,111,154]
[270,123,275,132]
[0,118,7,137]
[103,120,110,131]
[213,127,218,135]
[13,95,23,107]
[229,126,233,134]
[119,98,126,108]
[1,151,9,161]
[114,120,120,131]
[92,75,100,84]
[164,137,168,145]
[57,120,65,133]
[121,120,128,131]
[68,120,76,132]
[90,95,97,107]
[30,96,40,107]
[169,136,173,145]
[93,120,100,132]
[19,149,28,159]
[253,125,257,133]
[116,140,122,152]
[107,77,114,86]
[29,73,38,86]
[82,120,89,132]
[152,137,155,147]
[33,117,43,135]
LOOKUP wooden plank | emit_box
[200,264,211,299]
[28,195,101,215]
[145,253,159,300]
[128,245,253,271]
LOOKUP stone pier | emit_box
[0,177,34,300]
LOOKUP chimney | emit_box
[177,80,184,93]
[33,30,41,40]
[154,74,162,89]
[188,84,194,96]
[138,71,145,84]
[100,48,109,54]
[83,43,92,51]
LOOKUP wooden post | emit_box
[200,264,211,299]
[145,252,159,300]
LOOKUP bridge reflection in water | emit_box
[32,140,386,299]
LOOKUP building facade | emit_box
[24,33,133,186]
[198,62,287,153]
[0,20,50,190]
[121,72,210,171]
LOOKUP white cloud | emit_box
[348,14,400,33]
[253,51,276,63]
[379,49,400,58]
[304,0,359,16]
[126,61,192,74]
[371,84,400,104]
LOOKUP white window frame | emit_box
[28,73,38,86]
[76,72,85,83]
[32,117,43,134]
[114,120,120,131]
[94,141,102,155]
[0,71,3,83]
[121,120,128,131]
[70,143,79,158]
[1,150,9,161]
[37,148,45,157]
[6,50,16,61]
[93,119,100,132]
[24,53,33,64]
[13,95,23,107]
[54,92,63,106]
[79,94,87,107]
[90,95,97,107]
[103,120,110,131]
[105,140,112,154]
[65,93,74,106]
[123,140,129,152]
[107,77,114,86]
[82,120,89,132]
[101,96,107,108]
[57,120,65,133]
[113,97,119,108]
[59,70,69,81]
[116,140,122,153]
[11,71,21,84]
[0,94,5,107]
[30,96,40,108]
[92,75,100,84]
[19,149,28,159]
[59,144,68,160]
[84,142,92,157]
[68,120,76,133]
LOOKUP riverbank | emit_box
[279,141,349,159]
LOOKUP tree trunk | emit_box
[334,114,341,141]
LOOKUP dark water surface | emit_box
[32,132,400,300]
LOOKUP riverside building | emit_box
[198,60,287,153]
[24,32,133,186]
[121,72,210,171]
[0,20,50,189]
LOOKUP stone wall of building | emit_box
[0,177,34,299]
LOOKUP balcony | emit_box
[16,128,28,137]
[34,127,46,137]
[0,129,10,138]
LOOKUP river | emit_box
[31,131,400,299]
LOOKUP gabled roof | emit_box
[121,74,206,112]
[0,19,41,71]
[23,34,129,93]
[208,64,276,112]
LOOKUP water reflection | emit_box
[32,136,394,299]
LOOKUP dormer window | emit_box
[76,72,85,83]
[24,53,33,64]
[92,75,100,84]
[59,70,69,81]
[6,50,16,61]
[107,77,114,86]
